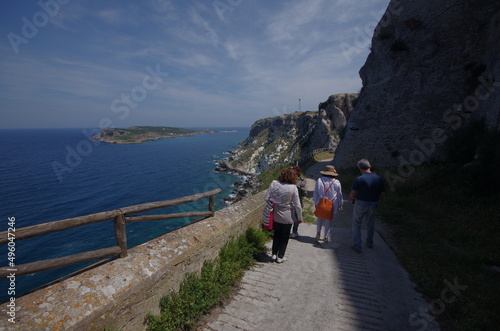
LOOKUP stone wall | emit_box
[1,192,265,330]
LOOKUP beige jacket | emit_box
[264,180,302,225]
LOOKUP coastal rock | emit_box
[215,160,255,177]
[226,93,357,174]
[216,160,259,204]
[333,0,500,168]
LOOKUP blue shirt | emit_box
[352,173,385,202]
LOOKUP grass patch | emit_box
[257,164,294,189]
[302,198,316,224]
[145,227,268,331]
[377,164,500,330]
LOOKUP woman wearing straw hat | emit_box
[313,165,344,242]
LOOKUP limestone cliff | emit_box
[225,93,357,174]
[334,0,500,169]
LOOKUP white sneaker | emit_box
[276,257,287,263]
[272,255,277,261]
[290,232,298,238]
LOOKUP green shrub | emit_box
[257,164,293,189]
[145,227,268,331]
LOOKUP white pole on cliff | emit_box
[298,99,301,112]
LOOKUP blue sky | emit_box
[0,0,390,129]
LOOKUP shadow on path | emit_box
[202,160,440,331]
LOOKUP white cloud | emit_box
[0,0,390,128]
[266,0,326,42]
[224,42,238,60]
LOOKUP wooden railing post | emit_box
[0,189,222,278]
[114,212,128,258]
[209,194,215,215]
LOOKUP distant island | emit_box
[91,126,221,144]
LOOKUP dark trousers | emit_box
[291,201,302,234]
[272,222,293,258]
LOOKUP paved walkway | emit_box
[203,160,440,331]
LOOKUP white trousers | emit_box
[316,218,331,238]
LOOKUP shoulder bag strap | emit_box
[321,178,335,194]
[321,178,336,202]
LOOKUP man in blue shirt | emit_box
[349,159,386,252]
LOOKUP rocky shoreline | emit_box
[215,155,260,204]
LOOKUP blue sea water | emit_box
[0,127,249,302]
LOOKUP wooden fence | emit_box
[0,189,221,279]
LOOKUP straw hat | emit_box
[320,165,339,177]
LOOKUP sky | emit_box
[0,0,390,129]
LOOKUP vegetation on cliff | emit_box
[226,93,357,175]
[375,121,500,330]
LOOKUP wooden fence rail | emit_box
[0,189,221,279]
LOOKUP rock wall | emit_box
[228,93,357,174]
[0,192,265,330]
[334,0,500,169]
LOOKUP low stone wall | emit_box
[1,191,265,330]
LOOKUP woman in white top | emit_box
[313,165,343,242]
[264,168,303,263]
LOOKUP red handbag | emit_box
[262,200,274,230]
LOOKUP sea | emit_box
[0,127,250,303]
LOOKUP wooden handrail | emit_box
[125,211,212,223]
[0,189,222,279]
[0,210,119,245]
[0,246,122,278]
[119,189,221,214]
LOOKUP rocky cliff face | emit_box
[334,0,500,169]
[226,93,357,174]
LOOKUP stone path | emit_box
[202,160,440,331]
